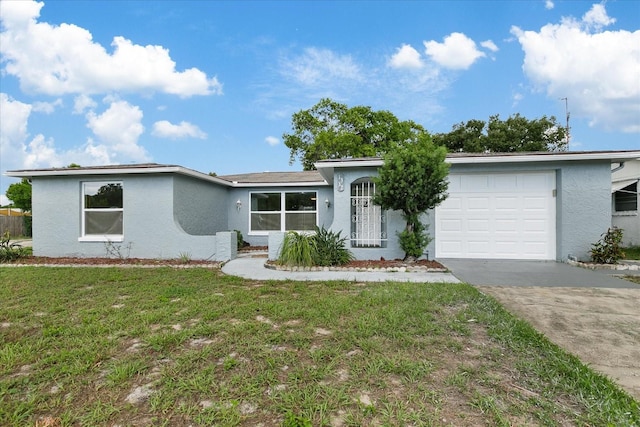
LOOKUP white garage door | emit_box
[436,171,556,260]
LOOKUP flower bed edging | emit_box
[264,263,448,273]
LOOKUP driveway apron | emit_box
[438,259,640,401]
[437,259,637,288]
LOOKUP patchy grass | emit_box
[1,267,638,426]
[625,275,640,285]
[624,246,640,260]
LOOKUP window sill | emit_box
[613,211,638,217]
[78,236,124,242]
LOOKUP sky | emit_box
[1,0,639,205]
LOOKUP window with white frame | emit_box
[351,179,387,247]
[614,182,638,212]
[82,181,123,239]
[250,191,317,233]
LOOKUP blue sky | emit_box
[1,0,639,205]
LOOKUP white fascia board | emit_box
[314,152,640,169]
[446,151,640,164]
[229,181,329,188]
[5,165,234,187]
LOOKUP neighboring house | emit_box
[6,150,640,262]
[612,159,640,246]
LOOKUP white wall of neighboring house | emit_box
[612,159,640,247]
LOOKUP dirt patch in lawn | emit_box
[478,285,640,400]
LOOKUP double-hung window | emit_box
[81,181,123,240]
[250,191,317,234]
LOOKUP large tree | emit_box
[283,98,427,170]
[432,113,567,153]
[373,136,449,261]
[5,178,32,212]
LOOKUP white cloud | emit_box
[32,99,63,114]
[0,0,222,98]
[582,2,615,31]
[511,3,640,132]
[480,40,499,52]
[423,32,486,70]
[265,136,279,146]
[86,100,149,161]
[281,47,362,86]
[545,1,554,10]
[73,94,97,114]
[389,44,424,69]
[152,120,207,140]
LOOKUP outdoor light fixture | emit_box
[325,199,331,208]
[236,200,242,211]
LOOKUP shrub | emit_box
[590,227,625,264]
[0,231,28,262]
[312,226,353,266]
[397,218,432,260]
[278,231,316,267]
[234,229,247,250]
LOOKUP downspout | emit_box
[611,162,625,173]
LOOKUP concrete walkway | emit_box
[221,256,460,283]
[438,259,639,289]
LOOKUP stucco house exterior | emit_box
[6,150,639,262]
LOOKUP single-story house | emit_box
[6,150,639,262]
[612,159,639,246]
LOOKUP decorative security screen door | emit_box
[351,180,386,247]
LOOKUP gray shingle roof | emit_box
[217,171,324,184]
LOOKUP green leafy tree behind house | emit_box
[5,178,33,236]
[432,113,567,153]
[373,136,449,261]
[283,98,428,170]
[5,179,32,212]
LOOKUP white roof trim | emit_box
[228,181,328,188]
[6,166,234,187]
[5,166,330,188]
[612,179,638,193]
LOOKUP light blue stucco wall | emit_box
[226,186,333,247]
[173,174,228,235]
[555,161,612,261]
[31,173,233,260]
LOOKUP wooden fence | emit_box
[0,216,25,237]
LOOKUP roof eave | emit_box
[5,165,233,187]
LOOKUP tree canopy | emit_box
[283,98,427,170]
[5,179,32,212]
[432,114,567,153]
[373,136,449,260]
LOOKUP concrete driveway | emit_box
[438,259,638,288]
[438,259,640,400]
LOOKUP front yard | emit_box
[1,267,638,426]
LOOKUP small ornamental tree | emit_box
[373,136,449,261]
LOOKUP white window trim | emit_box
[248,191,318,235]
[80,181,124,242]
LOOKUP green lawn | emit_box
[1,267,638,426]
[624,246,640,260]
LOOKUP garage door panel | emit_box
[495,197,518,211]
[462,175,489,191]
[436,171,556,260]
[467,197,489,210]
[468,219,489,231]
[523,196,548,210]
[440,219,462,232]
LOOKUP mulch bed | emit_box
[3,256,219,266]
